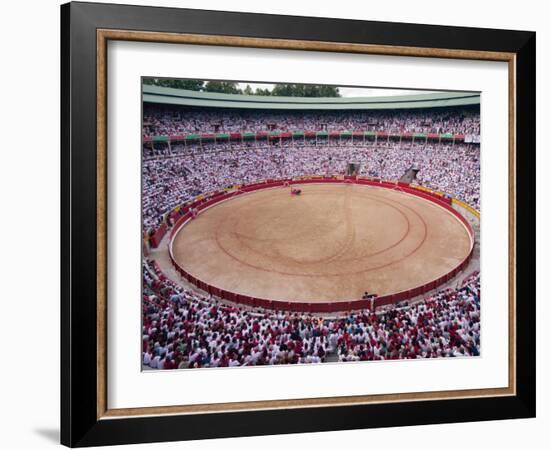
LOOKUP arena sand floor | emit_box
[171,183,472,304]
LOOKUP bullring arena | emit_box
[141,86,481,369]
[170,180,473,309]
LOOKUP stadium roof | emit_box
[143,85,480,111]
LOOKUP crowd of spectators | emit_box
[336,272,480,361]
[142,141,480,234]
[143,105,480,136]
[142,258,480,369]
[141,106,481,369]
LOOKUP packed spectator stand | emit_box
[143,259,480,369]
[142,104,481,369]
[142,141,480,236]
[143,105,480,136]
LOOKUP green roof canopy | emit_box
[143,85,480,111]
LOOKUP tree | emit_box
[271,84,296,97]
[271,83,340,97]
[142,78,205,91]
[142,78,341,97]
[254,88,272,96]
[204,81,242,94]
[317,85,341,97]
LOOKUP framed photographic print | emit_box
[61,1,536,447]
